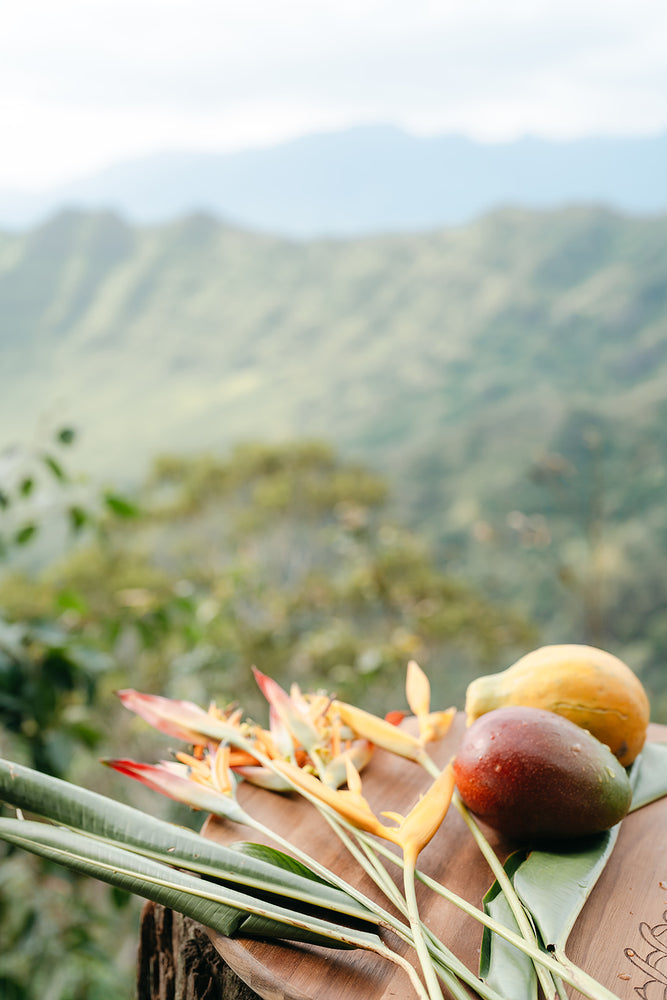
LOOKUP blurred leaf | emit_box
[14,524,37,546]
[104,493,139,518]
[56,589,89,615]
[57,427,76,446]
[68,505,89,533]
[41,454,67,482]
[19,478,34,498]
[110,886,132,909]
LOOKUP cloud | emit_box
[2,0,667,186]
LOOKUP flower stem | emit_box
[370,941,431,1000]
[403,852,445,1000]
[453,793,559,1000]
[366,834,622,1000]
[324,817,508,1000]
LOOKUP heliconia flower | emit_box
[417,708,456,744]
[272,754,455,862]
[406,660,431,718]
[392,762,456,864]
[117,689,240,746]
[251,667,321,754]
[116,676,378,798]
[405,660,456,745]
[321,739,374,789]
[231,766,294,792]
[268,706,294,761]
[104,758,245,822]
[332,700,426,762]
[332,662,455,768]
[271,757,400,844]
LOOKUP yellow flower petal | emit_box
[271,759,398,843]
[421,707,456,743]
[380,810,406,826]
[399,762,456,863]
[333,701,423,761]
[406,660,431,718]
[321,740,373,789]
[212,745,232,795]
[344,753,363,796]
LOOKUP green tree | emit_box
[0,429,140,1000]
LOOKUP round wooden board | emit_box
[203,717,667,1000]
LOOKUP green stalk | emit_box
[365,835,622,1000]
[453,793,559,1000]
[354,939,432,1000]
[403,854,445,1000]
[320,813,508,1000]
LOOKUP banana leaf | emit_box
[0,818,380,950]
[230,841,338,884]
[628,742,667,811]
[513,827,619,951]
[480,852,537,1000]
[0,757,375,923]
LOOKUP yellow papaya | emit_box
[465,644,650,766]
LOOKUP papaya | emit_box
[452,706,632,842]
[465,644,650,766]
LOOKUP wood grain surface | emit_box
[203,717,667,1000]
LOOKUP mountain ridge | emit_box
[2,125,666,235]
[3,203,667,685]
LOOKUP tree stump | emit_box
[137,902,261,1000]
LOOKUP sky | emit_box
[3,0,667,190]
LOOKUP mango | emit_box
[452,706,632,843]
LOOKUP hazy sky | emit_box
[3,0,667,189]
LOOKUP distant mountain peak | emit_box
[0,127,666,236]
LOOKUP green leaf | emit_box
[68,505,88,533]
[41,453,67,481]
[628,742,667,811]
[104,493,140,518]
[513,827,619,951]
[0,819,375,950]
[19,477,34,497]
[57,427,76,446]
[0,758,375,924]
[56,589,89,615]
[14,524,37,546]
[231,841,335,886]
[481,851,537,1000]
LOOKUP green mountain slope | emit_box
[2,206,667,702]
[4,205,666,472]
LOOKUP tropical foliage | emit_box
[0,432,532,998]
